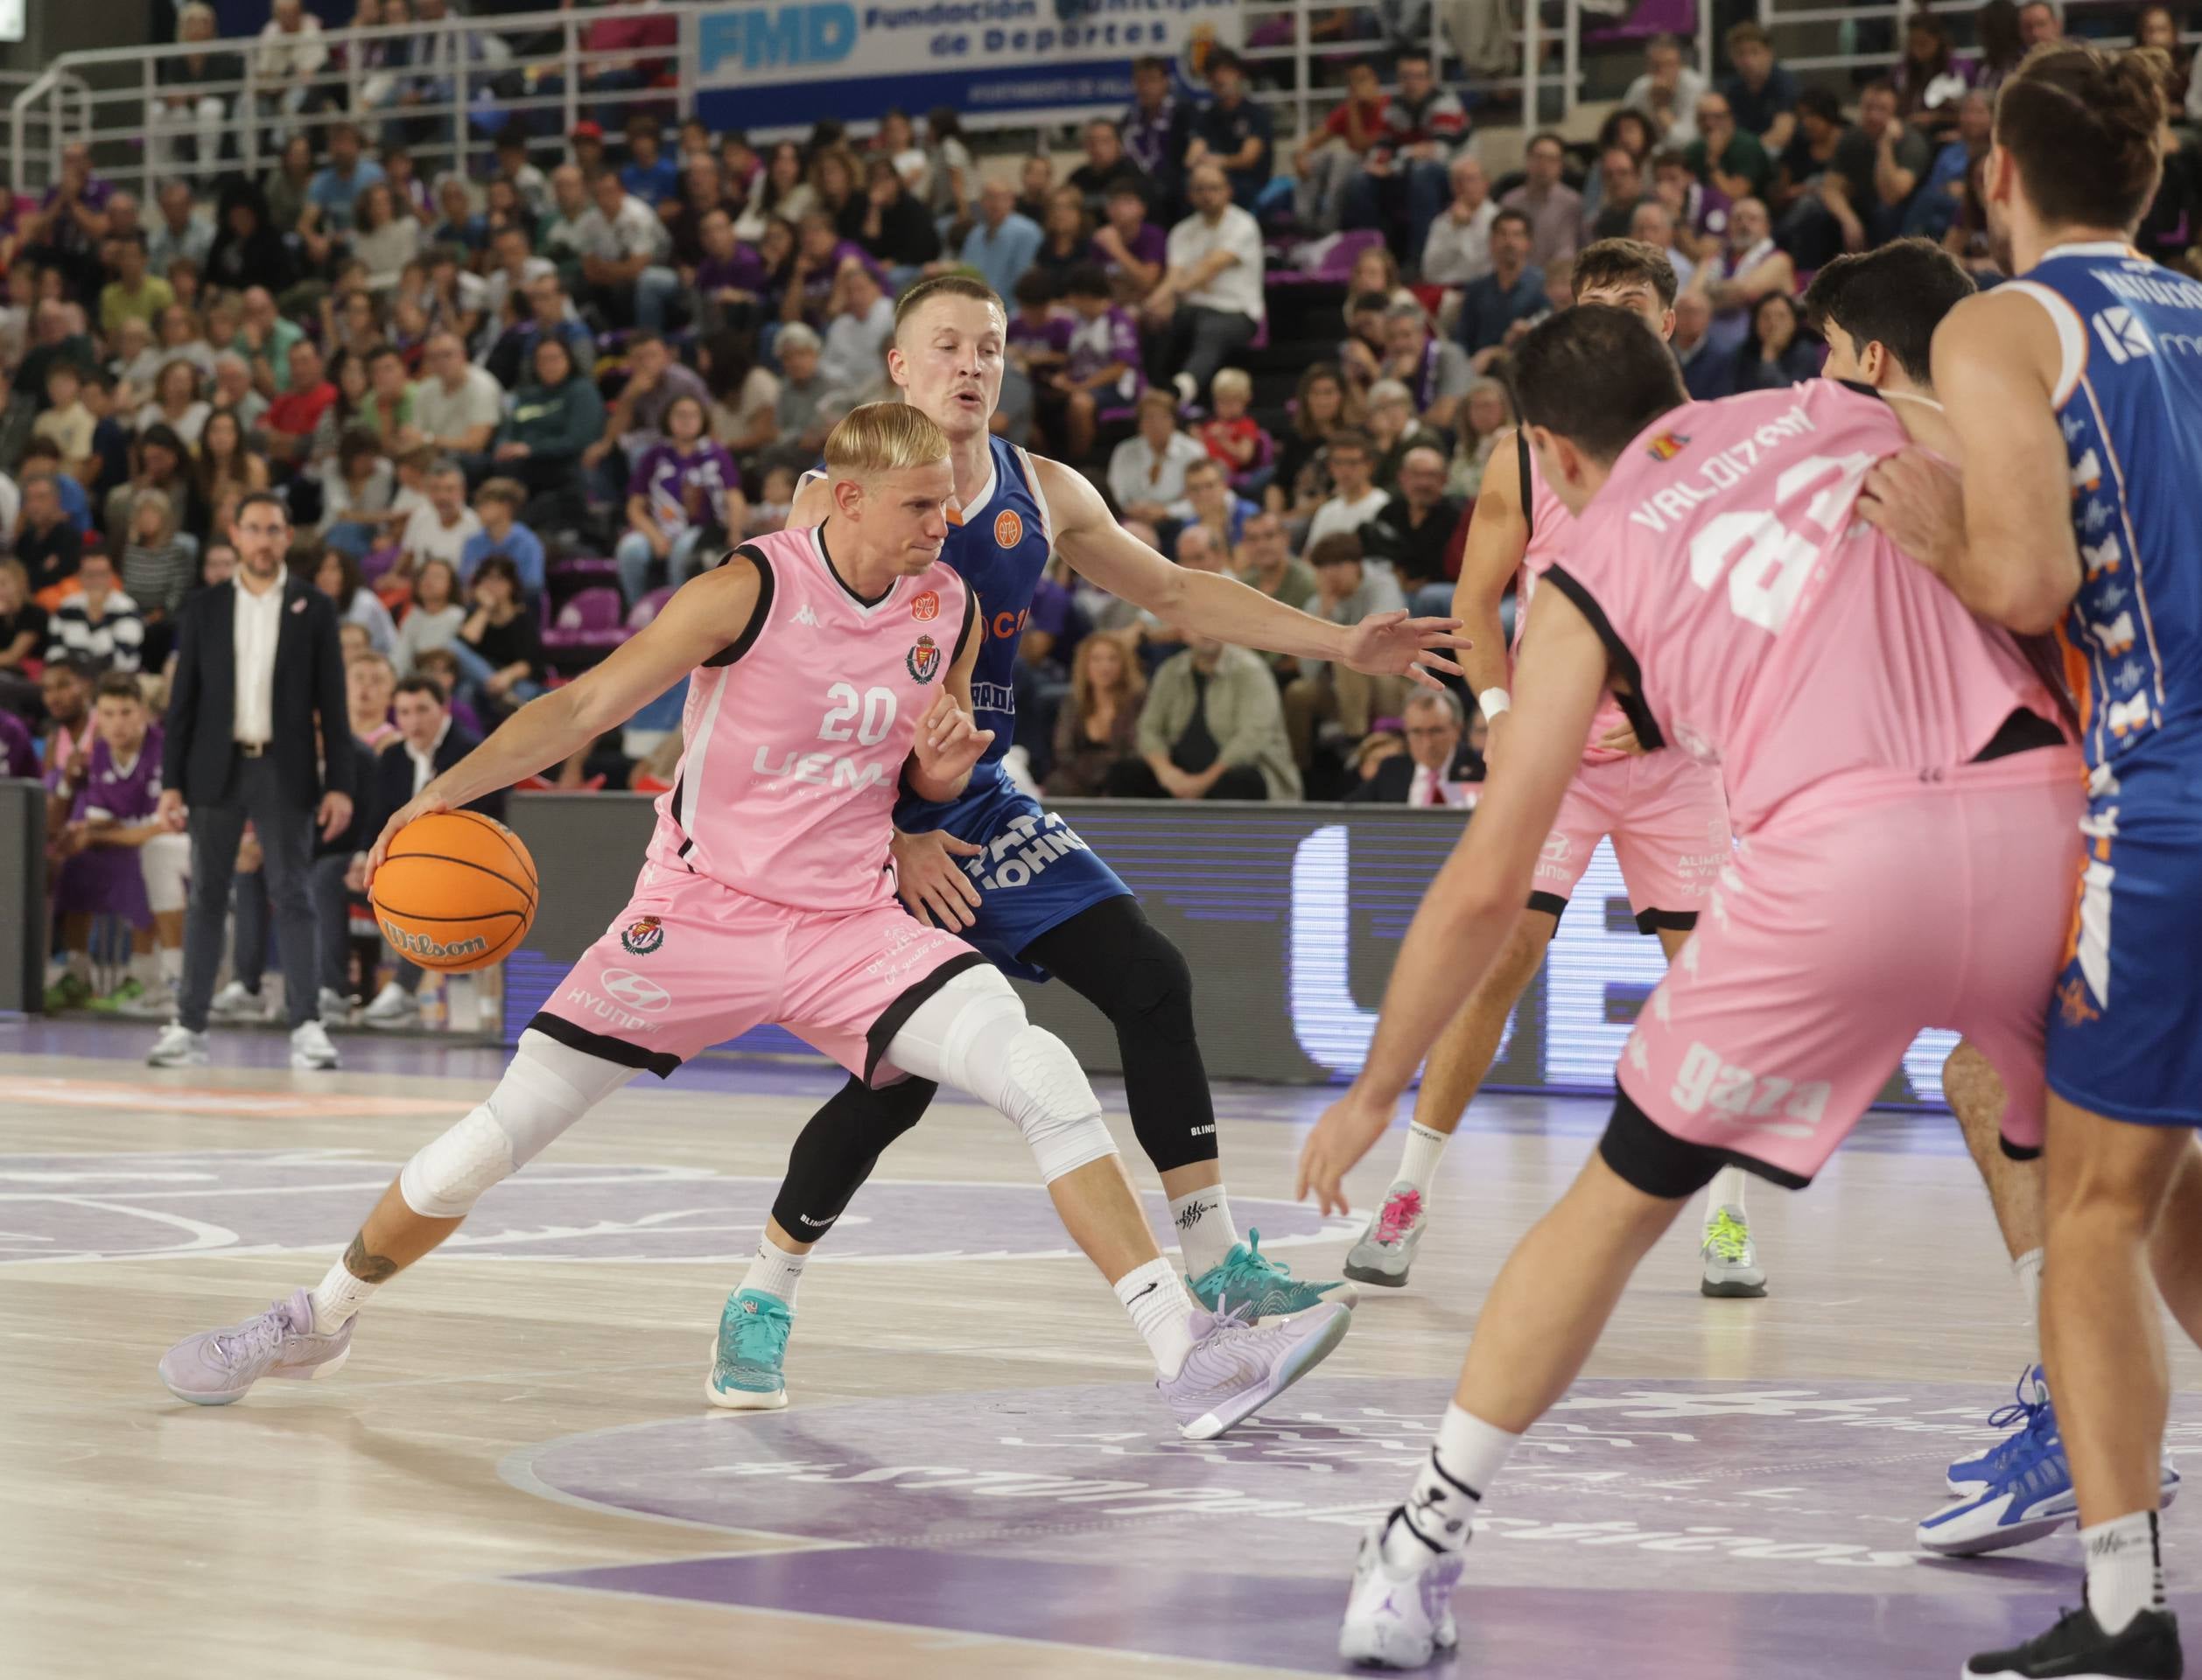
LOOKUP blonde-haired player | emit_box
[158,402,1352,1443]
[719,256,1469,1408]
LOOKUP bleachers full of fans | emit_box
[4,0,2198,1019]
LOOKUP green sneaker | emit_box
[43,972,95,1012]
[707,1288,792,1410]
[1187,1228,1357,1321]
[88,977,147,1013]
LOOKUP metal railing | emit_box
[1236,0,1719,139]
[1757,0,2186,77]
[11,0,1732,205]
[9,4,684,203]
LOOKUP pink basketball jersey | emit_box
[1560,382,2062,833]
[1513,434,1633,766]
[646,524,973,911]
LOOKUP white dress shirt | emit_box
[231,578,285,746]
[403,716,452,795]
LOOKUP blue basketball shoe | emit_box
[1924,1388,2181,1558]
[707,1289,791,1410]
[1187,1228,1357,1320]
[1947,1366,2052,1495]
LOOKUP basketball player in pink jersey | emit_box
[1298,308,2087,1669]
[1339,241,1758,1300]
[156,405,1350,1443]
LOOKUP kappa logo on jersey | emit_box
[2058,976,2102,1028]
[2071,449,2104,495]
[2107,693,2152,738]
[910,591,940,622]
[906,634,941,683]
[2093,612,2138,656]
[621,915,666,956]
[1646,431,1691,461]
[793,603,823,628]
[993,510,1024,549]
[2093,307,2156,365]
[2083,535,2123,578]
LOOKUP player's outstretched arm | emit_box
[903,604,994,804]
[1036,455,1469,690]
[1296,593,1607,1214]
[363,557,764,879]
[1860,290,2082,634]
[1454,431,1531,760]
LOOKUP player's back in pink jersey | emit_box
[646,524,974,911]
[1512,433,1632,766]
[1557,382,2062,832]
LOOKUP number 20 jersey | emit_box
[645,524,974,913]
[1553,382,2063,834]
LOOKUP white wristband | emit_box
[1477,688,1511,723]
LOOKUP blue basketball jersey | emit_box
[939,434,1056,771]
[2009,244,2202,769]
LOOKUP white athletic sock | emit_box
[1385,1404,1519,1566]
[127,949,157,986]
[740,1233,808,1309]
[1707,1166,1750,1224]
[2083,1510,2164,1634]
[1115,1256,1198,1379]
[66,949,91,983]
[308,1253,382,1334]
[1168,1185,1240,1277]
[156,945,183,989]
[1396,1122,1450,1200]
[2013,1247,2044,1349]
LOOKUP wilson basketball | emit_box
[368,809,538,974]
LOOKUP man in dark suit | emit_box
[1347,688,1484,804]
[357,673,502,1029]
[150,493,355,1068]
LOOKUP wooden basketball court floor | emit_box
[5,1016,2198,1680]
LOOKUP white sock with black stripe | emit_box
[1382,1404,1520,1567]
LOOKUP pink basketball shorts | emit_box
[1610,750,2086,1188]
[1531,749,1733,933]
[529,861,985,1084]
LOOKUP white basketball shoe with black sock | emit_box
[1340,1405,1518,1667]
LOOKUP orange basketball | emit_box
[369,809,538,974]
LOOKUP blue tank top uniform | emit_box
[2012,243,2202,1125]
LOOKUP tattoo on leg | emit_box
[343,1231,400,1284]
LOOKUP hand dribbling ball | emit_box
[369,810,538,973]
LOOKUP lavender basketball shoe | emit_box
[1158,1298,1351,1440]
[158,1288,354,1405]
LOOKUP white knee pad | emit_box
[398,1027,638,1218]
[887,966,1119,1184]
[140,832,191,916]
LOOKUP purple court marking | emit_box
[510,1376,2200,1594]
[520,1551,2198,1679]
[0,1150,1351,1264]
[509,1377,2202,1676]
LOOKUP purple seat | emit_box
[1588,0,1697,46]
[358,545,402,582]
[627,586,677,630]
[548,555,621,610]
[542,586,630,652]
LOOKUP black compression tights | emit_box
[768,894,1217,1240]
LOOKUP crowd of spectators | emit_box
[3,0,2198,1018]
